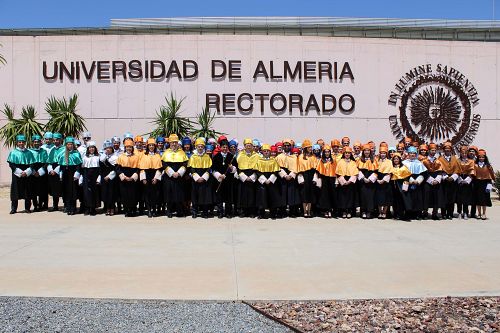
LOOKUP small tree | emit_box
[148,93,192,138]
[190,107,226,140]
[0,42,6,65]
[44,93,87,137]
[0,104,44,147]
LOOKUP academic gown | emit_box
[391,165,413,217]
[457,158,475,206]
[438,155,461,206]
[402,158,427,212]
[212,152,235,204]
[161,149,189,204]
[297,155,318,203]
[316,158,337,210]
[335,159,359,210]
[188,152,214,207]
[57,150,83,203]
[81,155,101,210]
[29,147,49,207]
[116,153,140,210]
[46,145,64,198]
[99,152,118,208]
[236,151,260,209]
[474,162,494,206]
[422,156,445,210]
[375,158,394,206]
[7,148,35,202]
[253,156,281,209]
[275,153,301,207]
[139,152,163,210]
[357,158,378,211]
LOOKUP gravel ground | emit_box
[251,297,500,332]
[0,297,291,333]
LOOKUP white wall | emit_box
[0,34,498,184]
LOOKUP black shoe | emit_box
[192,212,198,219]
[202,212,209,219]
[34,207,40,212]
[9,210,16,214]
[218,213,224,219]
[24,209,31,214]
[148,211,153,218]
[90,210,96,216]
[166,211,173,218]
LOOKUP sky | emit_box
[0,0,498,29]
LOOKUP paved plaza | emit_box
[1,196,499,301]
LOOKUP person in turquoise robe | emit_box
[7,135,35,214]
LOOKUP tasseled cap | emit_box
[147,138,156,145]
[331,139,340,147]
[302,139,312,148]
[478,149,487,156]
[261,144,271,151]
[195,138,205,146]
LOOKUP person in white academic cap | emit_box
[78,131,92,157]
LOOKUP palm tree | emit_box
[0,104,44,147]
[0,43,6,65]
[148,93,192,138]
[44,93,87,137]
[190,107,226,140]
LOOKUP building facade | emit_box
[0,17,499,184]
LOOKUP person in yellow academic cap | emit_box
[138,138,163,218]
[474,149,495,220]
[161,134,189,218]
[253,144,282,219]
[236,138,260,217]
[188,138,214,218]
[275,138,301,218]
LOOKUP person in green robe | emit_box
[46,133,65,211]
[29,134,49,211]
[57,136,83,215]
[7,134,35,214]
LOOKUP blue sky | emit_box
[0,0,497,28]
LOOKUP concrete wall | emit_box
[0,34,499,184]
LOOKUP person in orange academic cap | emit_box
[276,138,301,218]
[356,144,378,219]
[138,138,163,218]
[341,136,350,148]
[335,147,358,218]
[456,145,476,220]
[418,144,428,161]
[331,139,342,162]
[297,139,318,218]
[316,144,337,218]
[473,149,495,220]
[422,143,445,220]
[438,141,461,219]
[352,141,362,160]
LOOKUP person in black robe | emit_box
[188,138,214,219]
[116,139,140,217]
[212,139,236,218]
[58,137,83,216]
[46,133,64,212]
[253,144,282,219]
[29,135,49,212]
[81,142,101,216]
[7,135,34,214]
[99,140,118,216]
[139,138,163,218]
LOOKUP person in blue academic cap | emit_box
[57,137,83,215]
[7,135,35,214]
[29,134,49,211]
[402,146,427,220]
[182,137,193,158]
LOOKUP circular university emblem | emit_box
[388,64,481,148]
